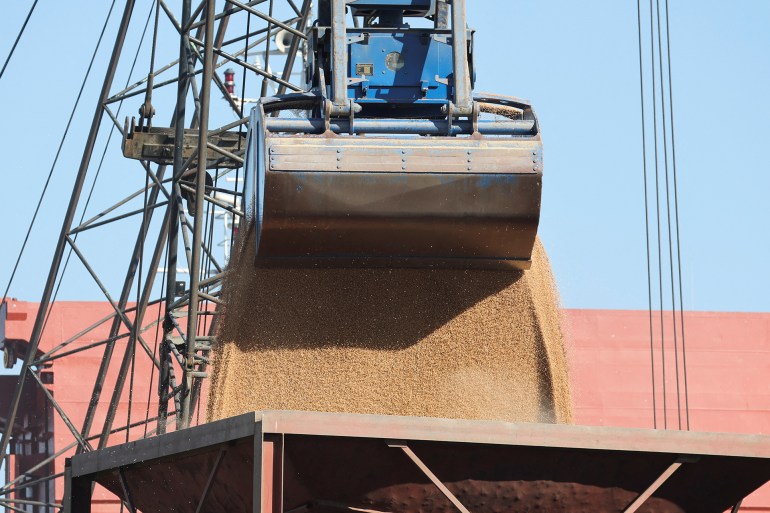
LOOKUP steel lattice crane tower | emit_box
[0,0,313,504]
[1,0,544,507]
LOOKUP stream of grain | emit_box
[207,224,571,423]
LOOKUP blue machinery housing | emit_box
[244,0,544,270]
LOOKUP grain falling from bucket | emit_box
[207,224,572,424]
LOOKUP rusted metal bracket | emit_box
[623,456,699,513]
[387,441,472,513]
[122,118,246,169]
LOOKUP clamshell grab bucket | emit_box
[243,103,543,271]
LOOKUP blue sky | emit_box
[0,0,768,312]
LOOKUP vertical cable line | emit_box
[649,0,667,429]
[0,0,137,465]
[637,0,657,429]
[194,167,218,427]
[141,0,165,437]
[655,0,683,430]
[40,0,158,341]
[0,0,118,314]
[262,0,276,97]
[129,0,162,440]
[22,0,156,459]
[144,260,166,437]
[233,12,252,246]
[127,171,150,444]
[0,0,40,81]
[664,0,690,430]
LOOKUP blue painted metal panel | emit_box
[349,0,434,17]
[347,30,452,107]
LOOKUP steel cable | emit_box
[232,11,252,247]
[636,0,657,429]
[664,0,691,431]
[38,0,158,344]
[195,169,218,428]
[127,169,150,444]
[127,0,163,445]
[144,259,166,437]
[655,0,683,430]
[648,0,668,429]
[7,2,158,473]
[0,0,40,82]
[639,0,689,430]
[1,0,118,334]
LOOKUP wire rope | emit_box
[636,0,657,430]
[127,0,164,444]
[0,0,118,314]
[655,0,683,431]
[648,0,668,429]
[0,0,40,82]
[638,0,689,430]
[39,0,158,345]
[127,168,150,444]
[144,258,166,437]
[232,12,252,247]
[664,0,690,430]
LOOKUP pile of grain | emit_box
[207,225,571,424]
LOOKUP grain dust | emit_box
[207,224,571,424]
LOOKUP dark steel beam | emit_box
[29,371,93,452]
[1,441,78,493]
[180,212,223,273]
[450,0,471,114]
[97,206,171,449]
[0,500,29,513]
[64,461,92,513]
[77,162,167,447]
[435,0,449,29]
[260,0,275,98]
[0,498,62,509]
[73,180,165,233]
[33,333,129,366]
[0,472,65,496]
[195,448,227,513]
[0,0,137,462]
[276,0,311,96]
[159,0,183,33]
[181,0,217,430]
[38,311,119,359]
[331,0,347,110]
[222,22,285,47]
[68,200,169,235]
[118,469,137,513]
[388,442,472,513]
[622,459,684,513]
[193,0,305,39]
[207,45,302,91]
[160,0,193,434]
[63,236,155,360]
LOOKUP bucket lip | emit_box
[252,255,533,271]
